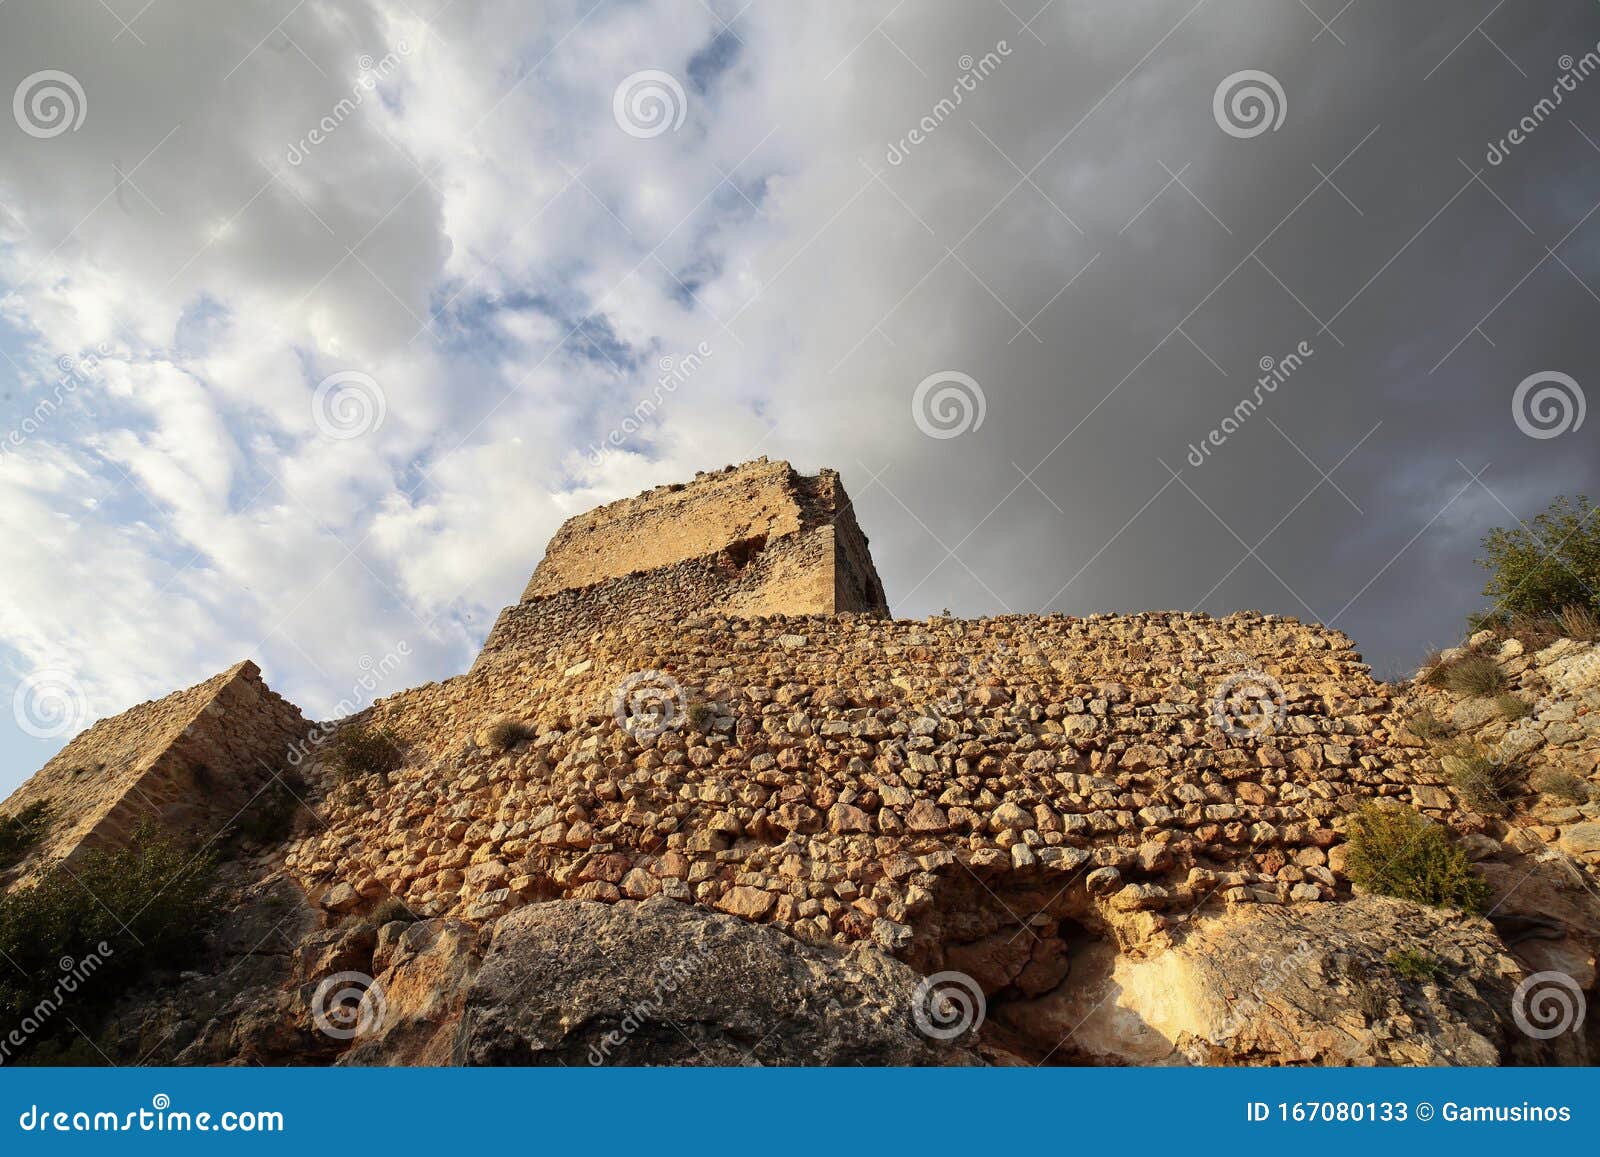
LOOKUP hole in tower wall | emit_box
[720,534,768,572]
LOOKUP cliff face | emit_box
[3,459,1597,1067]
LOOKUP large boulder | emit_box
[453,898,979,1066]
[995,896,1586,1066]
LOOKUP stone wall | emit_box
[0,660,310,887]
[526,459,830,599]
[477,459,888,669]
[288,610,1427,977]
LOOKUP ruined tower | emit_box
[473,458,889,668]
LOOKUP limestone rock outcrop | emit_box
[449,898,978,1066]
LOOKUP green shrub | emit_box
[1438,741,1522,815]
[0,801,51,870]
[1477,495,1600,621]
[1422,652,1507,697]
[1344,803,1489,912]
[1386,947,1444,982]
[1494,694,1533,721]
[326,723,404,783]
[687,703,714,733]
[0,821,217,1057]
[1532,768,1591,804]
[368,896,419,927]
[1407,709,1452,741]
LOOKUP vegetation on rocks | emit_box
[1437,741,1522,816]
[368,896,420,927]
[480,715,533,752]
[0,801,51,870]
[1494,694,1533,721]
[1422,651,1507,697]
[1385,946,1444,982]
[1406,708,1452,741]
[327,723,405,784]
[0,820,217,1058]
[1344,804,1489,912]
[1532,768,1590,804]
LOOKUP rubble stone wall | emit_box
[290,610,1432,972]
[0,661,309,886]
[525,458,854,600]
[477,460,889,669]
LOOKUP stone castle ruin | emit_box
[4,457,1598,1065]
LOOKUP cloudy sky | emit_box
[2,0,1598,794]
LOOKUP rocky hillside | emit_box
[1,461,1596,1067]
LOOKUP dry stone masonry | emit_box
[0,661,307,888]
[7,459,1599,1065]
